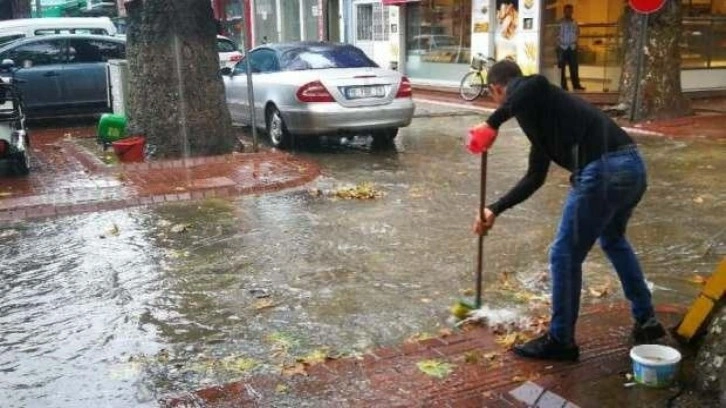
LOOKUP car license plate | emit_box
[346,86,385,99]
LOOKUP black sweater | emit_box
[485,75,634,215]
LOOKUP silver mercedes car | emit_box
[221,42,415,148]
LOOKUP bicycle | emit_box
[459,54,497,102]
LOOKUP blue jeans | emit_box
[549,146,654,344]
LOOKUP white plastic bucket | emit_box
[630,344,682,387]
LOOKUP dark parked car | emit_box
[0,34,125,118]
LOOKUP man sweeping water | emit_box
[468,60,665,361]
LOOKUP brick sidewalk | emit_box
[0,127,320,222]
[413,89,726,140]
[162,304,686,408]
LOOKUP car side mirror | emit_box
[220,67,233,76]
[0,59,15,70]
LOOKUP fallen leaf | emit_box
[332,182,383,200]
[459,288,475,296]
[625,373,633,381]
[512,375,526,382]
[253,299,277,310]
[483,352,498,361]
[103,223,120,237]
[308,188,323,197]
[281,363,308,377]
[420,298,432,303]
[0,229,19,239]
[220,356,257,373]
[482,391,493,398]
[170,224,189,233]
[438,328,453,337]
[406,332,434,343]
[688,275,708,285]
[463,351,481,364]
[275,384,288,393]
[495,333,519,348]
[693,196,705,204]
[174,186,187,192]
[588,280,611,298]
[157,220,172,228]
[0,192,13,197]
[416,359,455,379]
[297,349,330,365]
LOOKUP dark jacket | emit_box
[485,75,634,215]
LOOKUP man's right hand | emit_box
[473,208,496,236]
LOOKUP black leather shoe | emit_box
[574,86,586,91]
[632,317,666,344]
[513,333,579,361]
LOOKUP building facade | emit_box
[344,0,725,93]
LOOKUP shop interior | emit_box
[541,0,726,93]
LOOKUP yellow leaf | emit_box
[483,352,498,361]
[495,333,519,348]
[253,299,277,310]
[0,192,13,197]
[275,384,289,393]
[406,332,434,343]
[463,351,481,364]
[688,275,708,285]
[482,391,493,398]
[297,349,329,365]
[588,280,611,298]
[512,375,526,382]
[416,359,455,379]
[459,288,475,296]
[281,363,308,377]
[332,182,383,200]
[420,298,432,303]
[693,196,705,204]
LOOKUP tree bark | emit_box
[695,303,726,402]
[618,1,691,121]
[12,0,31,18]
[126,0,235,159]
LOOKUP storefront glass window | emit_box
[281,0,302,42]
[405,0,472,83]
[541,0,623,92]
[254,0,278,44]
[682,1,726,69]
[303,0,321,41]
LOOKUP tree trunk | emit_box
[12,0,31,18]
[695,303,726,402]
[617,1,691,121]
[126,0,235,159]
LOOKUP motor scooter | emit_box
[0,58,29,175]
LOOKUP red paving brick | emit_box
[162,304,685,408]
[0,127,320,221]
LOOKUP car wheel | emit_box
[266,106,291,149]
[371,128,398,147]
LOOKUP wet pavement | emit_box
[1,104,725,406]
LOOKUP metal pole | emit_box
[240,0,258,152]
[475,151,488,309]
[630,13,649,122]
[35,0,42,17]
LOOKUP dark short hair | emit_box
[486,60,523,87]
[564,4,573,10]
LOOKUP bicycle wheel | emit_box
[459,71,485,101]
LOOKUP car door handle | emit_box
[43,71,60,77]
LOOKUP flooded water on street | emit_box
[1,107,724,406]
